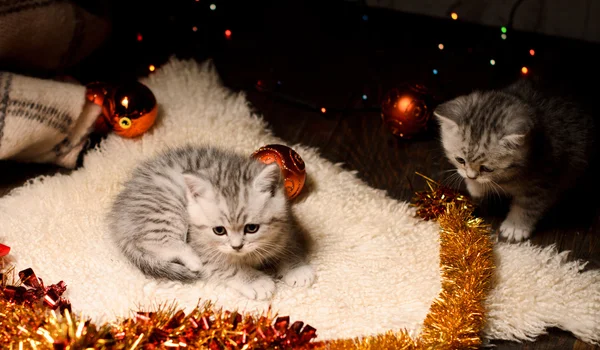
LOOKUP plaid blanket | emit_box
[0,72,100,168]
[0,0,111,168]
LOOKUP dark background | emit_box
[2,0,600,349]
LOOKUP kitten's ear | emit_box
[501,117,533,149]
[183,173,212,199]
[434,113,459,130]
[433,97,467,129]
[500,134,527,149]
[253,163,281,195]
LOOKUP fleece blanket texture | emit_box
[0,58,598,344]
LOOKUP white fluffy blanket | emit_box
[0,58,598,345]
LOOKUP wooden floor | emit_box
[2,1,599,348]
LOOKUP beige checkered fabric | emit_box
[0,0,110,167]
[0,72,100,168]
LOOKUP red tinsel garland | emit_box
[0,257,318,349]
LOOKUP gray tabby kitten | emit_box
[434,80,594,242]
[108,145,315,300]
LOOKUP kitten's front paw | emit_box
[282,265,315,288]
[237,276,276,300]
[499,220,531,242]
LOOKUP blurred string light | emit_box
[138,0,536,114]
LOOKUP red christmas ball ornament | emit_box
[86,81,158,138]
[251,144,306,200]
[380,83,432,139]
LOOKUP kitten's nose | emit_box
[466,168,478,179]
[231,244,244,251]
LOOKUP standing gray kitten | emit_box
[107,145,315,300]
[434,80,594,242]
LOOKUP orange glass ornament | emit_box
[380,84,432,139]
[86,81,158,138]
[252,144,306,200]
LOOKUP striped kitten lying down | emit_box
[108,145,315,300]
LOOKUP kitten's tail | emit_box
[134,255,203,283]
[111,231,203,283]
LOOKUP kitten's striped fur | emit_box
[108,145,314,300]
[435,80,595,241]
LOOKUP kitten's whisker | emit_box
[484,182,497,200]
[440,175,454,187]
[203,250,225,264]
[494,184,502,200]
[444,172,464,191]
[487,182,497,200]
[455,175,465,191]
[252,248,273,263]
[493,181,505,202]
[257,243,299,259]
[247,250,262,263]
[490,180,506,195]
[440,169,458,174]
[441,171,459,187]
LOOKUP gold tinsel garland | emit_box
[0,173,494,349]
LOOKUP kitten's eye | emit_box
[212,226,227,236]
[244,224,260,234]
[480,165,494,173]
[455,157,466,165]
